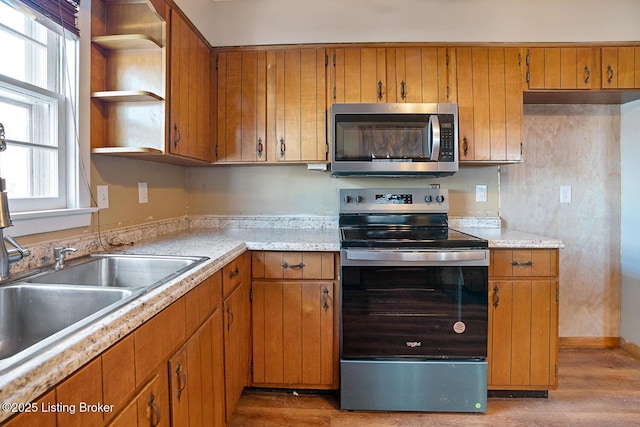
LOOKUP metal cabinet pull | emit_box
[148,392,161,426]
[607,65,614,84]
[323,288,330,311]
[511,260,534,267]
[462,137,469,157]
[400,80,406,100]
[377,80,383,100]
[173,123,181,148]
[257,137,263,157]
[280,138,286,156]
[281,262,305,269]
[583,65,591,84]
[229,267,240,279]
[227,306,234,330]
[492,285,500,309]
[175,362,187,401]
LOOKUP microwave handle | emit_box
[429,115,440,161]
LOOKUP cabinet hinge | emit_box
[216,58,219,71]
[446,86,450,100]
[325,54,328,67]
[520,142,523,156]
[251,361,254,376]
[445,53,449,66]
[518,53,521,66]
[215,144,219,159]
[333,53,336,67]
[249,286,253,303]
[333,86,336,101]
[556,286,559,303]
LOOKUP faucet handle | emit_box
[5,235,30,257]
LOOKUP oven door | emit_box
[340,248,488,360]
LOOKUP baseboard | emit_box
[559,337,620,348]
[620,338,640,359]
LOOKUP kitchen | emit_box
[0,0,639,425]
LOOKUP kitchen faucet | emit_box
[0,122,31,280]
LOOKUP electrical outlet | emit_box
[560,185,572,203]
[138,182,148,204]
[97,185,109,209]
[475,184,487,202]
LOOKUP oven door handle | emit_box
[344,249,489,264]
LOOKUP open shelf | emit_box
[91,90,164,102]
[92,34,163,50]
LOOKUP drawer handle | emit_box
[282,262,305,269]
[229,267,240,279]
[511,260,533,267]
[148,392,161,426]
[493,285,500,309]
[323,287,330,311]
[606,64,614,84]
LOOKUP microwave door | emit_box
[428,115,440,161]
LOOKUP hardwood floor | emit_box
[229,348,640,426]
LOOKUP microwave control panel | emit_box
[438,116,455,162]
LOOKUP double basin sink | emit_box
[0,254,208,371]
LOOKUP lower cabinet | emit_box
[4,267,230,427]
[169,310,225,427]
[222,252,252,422]
[487,249,559,391]
[251,251,339,390]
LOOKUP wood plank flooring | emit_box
[229,348,640,426]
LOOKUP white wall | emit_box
[209,0,640,46]
[621,101,640,347]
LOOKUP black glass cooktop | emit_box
[340,227,488,249]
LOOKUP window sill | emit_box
[6,208,97,237]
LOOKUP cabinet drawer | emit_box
[223,252,250,298]
[252,251,335,280]
[490,249,558,278]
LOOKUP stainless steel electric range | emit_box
[339,187,489,413]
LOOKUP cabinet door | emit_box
[55,357,104,427]
[169,310,225,427]
[169,9,211,161]
[223,280,251,421]
[390,47,451,103]
[252,281,335,387]
[527,47,595,90]
[457,47,522,162]
[332,47,387,103]
[269,48,327,162]
[107,369,169,427]
[601,47,639,89]
[216,50,267,162]
[488,280,558,389]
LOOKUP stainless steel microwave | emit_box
[330,103,458,177]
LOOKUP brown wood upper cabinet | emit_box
[456,47,523,163]
[168,7,213,162]
[526,47,596,90]
[331,47,451,104]
[216,48,328,163]
[601,47,640,89]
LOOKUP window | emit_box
[0,0,92,236]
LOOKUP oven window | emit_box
[334,114,430,161]
[341,265,488,359]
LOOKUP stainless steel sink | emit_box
[26,254,206,288]
[0,284,132,360]
[0,253,208,371]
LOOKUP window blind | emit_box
[7,0,80,37]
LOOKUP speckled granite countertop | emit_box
[0,223,561,419]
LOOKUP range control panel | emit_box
[339,188,449,214]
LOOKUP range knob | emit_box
[436,194,445,204]
[343,195,352,203]
[355,195,364,204]
[424,195,433,203]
